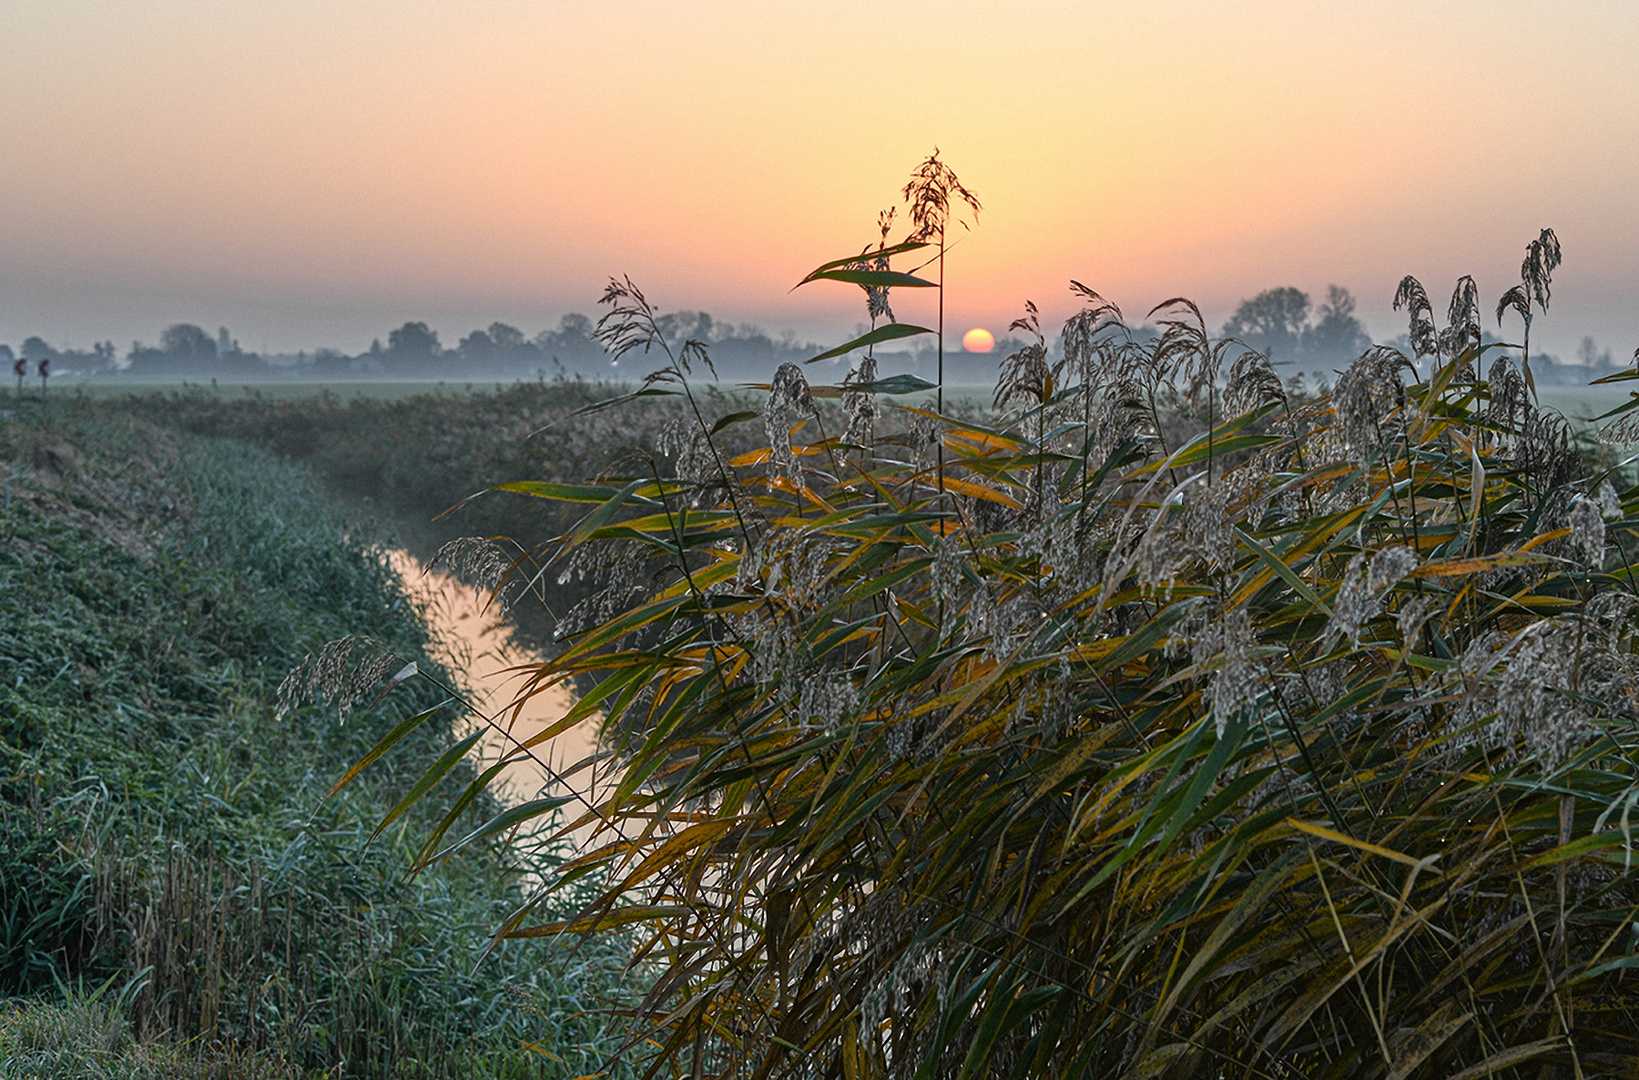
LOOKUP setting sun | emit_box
[961,327,995,352]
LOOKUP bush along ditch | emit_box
[0,414,634,1077]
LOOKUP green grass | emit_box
[0,414,638,1078]
[0,984,296,1079]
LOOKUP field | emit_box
[39,380,540,403]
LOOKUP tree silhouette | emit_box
[386,322,440,360]
[1300,285,1371,367]
[1221,287,1309,360]
[160,323,218,361]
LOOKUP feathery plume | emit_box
[1393,276,1438,359]
[1441,275,1481,362]
[1327,545,1417,648]
[1224,349,1286,416]
[995,302,1051,410]
[842,356,880,448]
[1522,228,1563,311]
[1568,495,1606,567]
[765,362,816,486]
[903,148,981,243]
[1598,479,1623,520]
[1193,608,1260,736]
[277,636,410,722]
[1331,347,1409,460]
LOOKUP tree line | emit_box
[1,287,1617,384]
[0,312,825,382]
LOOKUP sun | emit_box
[961,327,995,353]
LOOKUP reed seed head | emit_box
[1597,478,1622,520]
[765,362,816,485]
[903,148,981,243]
[842,356,881,448]
[429,536,517,609]
[1522,228,1563,311]
[1327,545,1416,648]
[1442,275,1481,361]
[1569,494,1606,567]
[1193,608,1259,736]
[1332,347,1408,460]
[1393,276,1438,359]
[1225,349,1286,416]
[277,635,407,722]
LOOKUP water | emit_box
[387,550,613,841]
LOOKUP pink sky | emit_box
[2,0,1636,362]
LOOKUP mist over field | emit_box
[6,284,1633,394]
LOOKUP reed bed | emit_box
[329,184,1639,1079]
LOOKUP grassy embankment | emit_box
[0,406,633,1078]
[85,375,991,549]
[84,380,770,655]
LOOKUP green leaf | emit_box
[807,323,934,364]
[525,387,678,436]
[710,410,759,434]
[1235,527,1331,616]
[804,268,937,289]
[488,480,626,504]
[429,795,574,865]
[856,374,937,395]
[326,701,449,801]
[796,240,929,285]
[412,756,512,871]
[370,729,483,842]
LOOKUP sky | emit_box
[2,0,1637,362]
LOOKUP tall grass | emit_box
[0,414,633,1076]
[337,196,1639,1077]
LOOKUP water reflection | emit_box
[387,550,607,831]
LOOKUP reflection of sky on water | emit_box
[387,550,609,843]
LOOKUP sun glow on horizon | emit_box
[962,328,995,353]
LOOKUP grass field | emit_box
[28,379,537,403]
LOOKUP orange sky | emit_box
[2,1,1636,361]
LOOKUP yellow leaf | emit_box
[1409,551,1552,578]
[1287,819,1441,873]
[941,475,1023,508]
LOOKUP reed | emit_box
[336,183,1639,1077]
